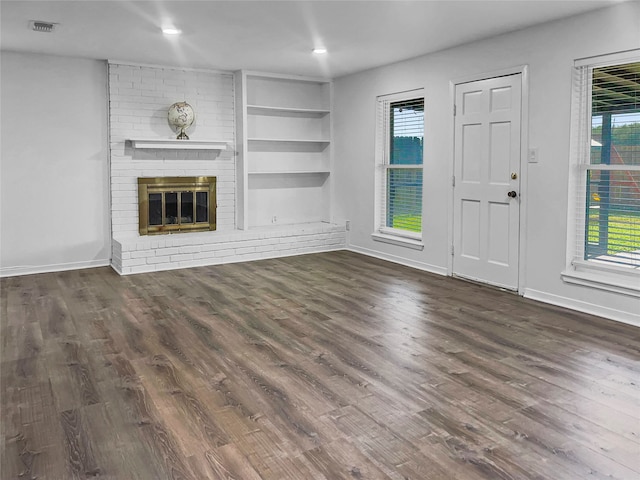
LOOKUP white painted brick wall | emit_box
[108,63,236,237]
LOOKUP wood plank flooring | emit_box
[1,251,639,479]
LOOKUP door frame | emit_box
[447,65,530,295]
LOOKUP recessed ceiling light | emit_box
[162,27,182,35]
[313,47,327,54]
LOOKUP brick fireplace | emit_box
[108,63,235,273]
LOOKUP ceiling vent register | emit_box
[30,21,57,33]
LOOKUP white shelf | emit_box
[247,104,330,117]
[247,221,343,233]
[249,170,330,175]
[248,138,329,146]
[128,138,228,150]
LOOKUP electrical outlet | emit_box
[345,220,351,231]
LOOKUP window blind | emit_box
[571,60,640,268]
[376,94,424,236]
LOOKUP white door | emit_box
[453,74,522,290]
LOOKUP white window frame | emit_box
[563,50,640,297]
[372,89,425,250]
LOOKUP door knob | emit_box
[507,190,518,198]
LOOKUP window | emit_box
[565,51,640,294]
[374,91,424,248]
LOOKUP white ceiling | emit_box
[1,0,617,79]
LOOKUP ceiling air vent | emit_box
[30,21,57,33]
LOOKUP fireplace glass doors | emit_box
[138,177,216,235]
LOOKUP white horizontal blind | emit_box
[572,59,640,268]
[376,94,424,236]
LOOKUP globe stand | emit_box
[176,128,189,140]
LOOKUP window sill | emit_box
[561,261,640,298]
[371,232,424,250]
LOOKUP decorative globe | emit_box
[168,101,195,139]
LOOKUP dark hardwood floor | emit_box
[1,251,639,479]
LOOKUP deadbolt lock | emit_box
[511,172,518,180]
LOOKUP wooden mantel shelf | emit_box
[128,138,228,150]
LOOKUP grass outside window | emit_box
[586,210,640,255]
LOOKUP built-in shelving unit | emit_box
[128,138,228,150]
[235,71,332,229]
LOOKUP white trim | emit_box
[234,69,249,230]
[561,267,640,298]
[518,66,530,296]
[106,65,114,280]
[448,65,529,295]
[374,96,383,233]
[371,232,424,250]
[110,262,123,275]
[376,88,425,103]
[524,288,640,328]
[348,245,447,276]
[585,164,640,171]
[572,258,640,275]
[380,165,424,170]
[450,64,530,86]
[328,79,335,225]
[0,259,111,278]
[379,226,422,241]
[447,80,456,276]
[575,48,640,68]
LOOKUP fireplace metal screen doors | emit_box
[138,176,216,235]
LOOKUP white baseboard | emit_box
[110,262,123,276]
[347,245,448,277]
[524,288,640,328]
[0,259,111,278]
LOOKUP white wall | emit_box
[0,52,110,276]
[333,2,640,325]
